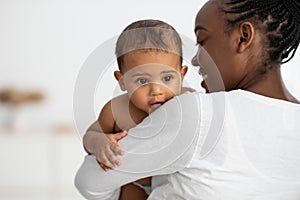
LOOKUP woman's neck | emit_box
[246,66,300,103]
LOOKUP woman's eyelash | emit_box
[195,41,204,46]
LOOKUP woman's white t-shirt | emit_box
[75,90,300,200]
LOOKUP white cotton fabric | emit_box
[75,90,300,200]
[75,91,203,199]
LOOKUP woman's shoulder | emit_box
[228,90,300,109]
[176,89,300,113]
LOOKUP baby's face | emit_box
[116,51,187,113]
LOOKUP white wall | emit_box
[0,0,299,131]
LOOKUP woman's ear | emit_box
[237,22,255,53]
[114,71,126,91]
[180,65,188,79]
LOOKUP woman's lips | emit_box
[198,67,208,81]
[198,67,208,92]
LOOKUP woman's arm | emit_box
[75,92,202,199]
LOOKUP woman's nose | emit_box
[150,84,163,96]
[192,55,199,66]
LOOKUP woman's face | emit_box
[192,0,247,93]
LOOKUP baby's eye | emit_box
[136,78,149,85]
[162,75,174,82]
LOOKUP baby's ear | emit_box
[114,71,126,91]
[180,65,188,79]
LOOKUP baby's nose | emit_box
[150,83,163,96]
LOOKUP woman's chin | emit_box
[201,81,209,93]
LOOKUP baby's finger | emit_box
[98,152,115,170]
[111,143,124,156]
[106,148,121,166]
[99,162,110,172]
[114,131,127,141]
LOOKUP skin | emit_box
[114,51,187,114]
[84,51,188,200]
[192,0,299,103]
[85,1,299,198]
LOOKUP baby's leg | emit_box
[119,177,151,200]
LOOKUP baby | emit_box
[83,19,193,199]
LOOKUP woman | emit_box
[75,0,300,199]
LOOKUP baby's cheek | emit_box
[167,87,180,97]
[171,82,182,95]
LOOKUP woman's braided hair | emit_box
[224,0,300,64]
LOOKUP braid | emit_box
[224,0,300,64]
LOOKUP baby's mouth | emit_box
[149,102,164,113]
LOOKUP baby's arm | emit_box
[83,100,150,200]
[83,100,126,170]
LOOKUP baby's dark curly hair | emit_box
[115,19,183,71]
[223,0,300,64]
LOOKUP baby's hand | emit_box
[94,131,127,171]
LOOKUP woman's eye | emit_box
[196,40,204,47]
[163,75,174,82]
[136,78,149,85]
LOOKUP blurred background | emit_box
[0,0,299,199]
